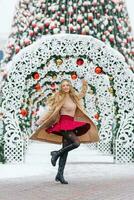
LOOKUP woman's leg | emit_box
[51,131,80,167]
[55,137,69,184]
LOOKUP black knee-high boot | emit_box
[51,140,80,167]
[55,152,68,184]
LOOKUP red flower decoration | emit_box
[33,72,40,80]
[20,109,28,117]
[34,83,42,91]
[95,66,103,74]
[76,58,84,66]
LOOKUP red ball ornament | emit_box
[51,83,56,89]
[94,113,99,120]
[71,72,78,80]
[33,72,40,80]
[76,58,84,66]
[95,66,103,74]
[20,109,28,117]
[34,83,42,91]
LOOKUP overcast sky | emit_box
[0,0,134,38]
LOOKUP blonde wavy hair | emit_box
[46,79,80,108]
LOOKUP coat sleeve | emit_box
[36,107,53,125]
[77,80,88,99]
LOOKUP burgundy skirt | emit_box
[46,115,90,136]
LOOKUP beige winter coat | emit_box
[30,82,100,144]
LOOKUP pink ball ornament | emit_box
[15,45,20,53]
[60,17,65,23]
[38,23,44,30]
[51,6,56,12]
[57,11,61,16]
[108,26,113,32]
[88,13,93,21]
[117,25,122,30]
[24,38,31,45]
[32,21,37,28]
[77,15,83,23]
[109,34,114,43]
[104,31,110,36]
[69,24,74,32]
[50,22,56,30]
[83,1,89,6]
[100,0,104,4]
[68,7,73,15]
[130,49,134,55]
[92,0,97,6]
[46,29,49,34]
[73,3,77,9]
[97,13,100,17]
[127,36,133,43]
[29,30,34,37]
[8,42,14,48]
[102,35,106,42]
[69,18,73,23]
[44,19,50,27]
[34,27,39,33]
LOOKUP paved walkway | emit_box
[0,162,134,200]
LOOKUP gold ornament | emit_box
[89,90,94,95]
[108,87,114,94]
[52,75,57,80]
[55,58,63,66]
[109,76,113,81]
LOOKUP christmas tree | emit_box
[3,0,134,71]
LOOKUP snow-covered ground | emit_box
[0,141,134,180]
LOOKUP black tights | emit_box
[61,131,80,148]
[56,131,80,177]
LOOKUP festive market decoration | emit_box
[1,34,133,163]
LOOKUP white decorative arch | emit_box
[2,34,134,163]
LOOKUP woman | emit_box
[31,79,99,184]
